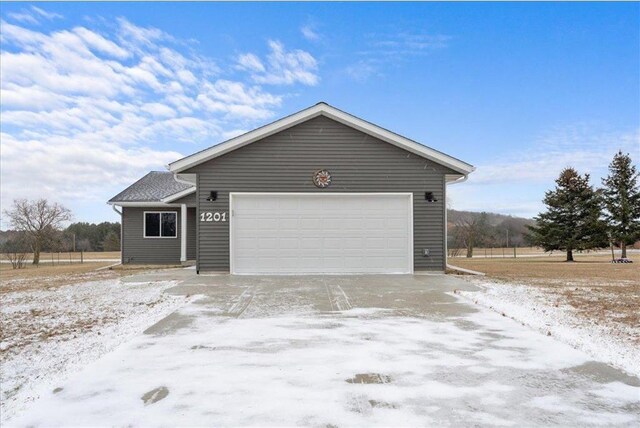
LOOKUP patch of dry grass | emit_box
[451,253,639,284]
[451,253,640,337]
[0,262,182,294]
[0,262,122,294]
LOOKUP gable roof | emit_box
[167,102,475,175]
[108,171,194,203]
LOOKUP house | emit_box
[108,102,474,274]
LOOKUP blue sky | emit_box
[1,2,638,225]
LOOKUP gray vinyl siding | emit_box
[173,192,197,206]
[187,207,196,260]
[186,115,458,272]
[122,207,196,264]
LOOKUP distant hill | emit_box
[447,209,535,248]
[447,209,533,227]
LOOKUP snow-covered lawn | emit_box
[0,275,190,423]
[6,275,640,427]
[456,277,640,377]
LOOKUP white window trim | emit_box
[143,211,178,239]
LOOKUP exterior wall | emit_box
[185,115,458,272]
[173,192,197,206]
[187,207,196,260]
[121,207,196,264]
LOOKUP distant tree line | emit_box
[1,199,120,268]
[448,210,534,257]
[64,222,121,252]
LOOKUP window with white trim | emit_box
[144,212,177,238]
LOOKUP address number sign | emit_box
[200,212,227,222]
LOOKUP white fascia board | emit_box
[168,103,476,175]
[161,187,196,203]
[174,173,196,185]
[107,201,183,207]
[445,174,470,184]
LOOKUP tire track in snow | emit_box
[325,283,353,311]
[225,288,254,317]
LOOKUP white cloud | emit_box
[117,17,169,48]
[196,80,281,120]
[0,17,317,223]
[73,27,130,59]
[237,40,319,86]
[448,125,640,218]
[30,6,63,21]
[0,133,182,205]
[6,6,62,25]
[345,60,379,83]
[7,12,39,25]
[470,126,640,185]
[301,25,320,41]
[370,33,451,55]
[140,102,177,118]
[346,32,452,82]
[237,53,265,72]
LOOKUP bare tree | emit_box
[453,212,490,258]
[1,233,30,269]
[3,199,73,265]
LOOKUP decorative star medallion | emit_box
[313,169,332,188]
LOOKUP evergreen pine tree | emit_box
[601,151,640,258]
[527,168,608,261]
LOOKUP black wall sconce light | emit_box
[206,191,217,202]
[425,192,438,203]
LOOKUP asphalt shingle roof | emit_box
[109,171,192,202]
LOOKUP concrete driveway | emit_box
[13,271,640,427]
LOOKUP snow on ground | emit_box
[0,276,192,423]
[8,280,640,427]
[456,277,640,377]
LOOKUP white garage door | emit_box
[230,193,413,274]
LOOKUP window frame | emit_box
[143,211,178,239]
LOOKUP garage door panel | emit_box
[231,194,412,274]
[387,238,409,249]
[298,257,320,269]
[342,238,364,249]
[258,218,279,229]
[257,238,278,249]
[236,238,258,250]
[301,239,322,250]
[322,238,343,249]
[279,238,300,249]
[300,218,321,229]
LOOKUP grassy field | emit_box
[450,253,639,331]
[450,253,639,284]
[0,257,178,294]
[0,262,122,293]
